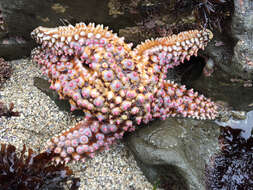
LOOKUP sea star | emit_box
[31,23,218,163]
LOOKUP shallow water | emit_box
[179,57,253,140]
[216,110,253,140]
[181,57,253,111]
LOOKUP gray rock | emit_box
[33,77,68,111]
[206,0,253,79]
[0,41,34,60]
[230,0,253,78]
[126,118,220,190]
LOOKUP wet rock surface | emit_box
[0,40,34,60]
[33,77,70,112]
[230,0,253,79]
[206,0,253,80]
[216,110,253,140]
[181,59,253,111]
[0,0,231,60]
[33,77,85,116]
[0,0,132,38]
[0,0,134,59]
[126,118,220,190]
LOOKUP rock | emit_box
[0,0,132,38]
[119,26,143,45]
[0,0,134,59]
[0,40,35,60]
[205,30,235,76]
[33,77,84,116]
[180,58,253,111]
[0,0,216,60]
[205,0,253,79]
[230,0,253,79]
[125,118,220,190]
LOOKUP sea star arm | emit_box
[157,80,218,120]
[46,118,131,163]
[133,29,213,73]
[31,23,132,66]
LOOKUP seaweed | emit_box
[192,0,233,32]
[205,126,253,189]
[0,143,80,190]
[0,101,19,117]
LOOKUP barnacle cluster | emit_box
[0,58,12,88]
[0,143,80,190]
[31,22,217,162]
[205,127,253,189]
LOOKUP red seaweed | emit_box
[0,101,19,117]
[192,0,233,32]
[0,143,80,190]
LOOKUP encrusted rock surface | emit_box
[126,118,220,190]
[230,0,253,78]
[206,0,253,79]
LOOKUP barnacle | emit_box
[0,143,80,190]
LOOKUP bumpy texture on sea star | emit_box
[31,23,218,163]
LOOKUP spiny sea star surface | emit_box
[31,22,218,163]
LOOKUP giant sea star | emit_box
[31,23,218,163]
